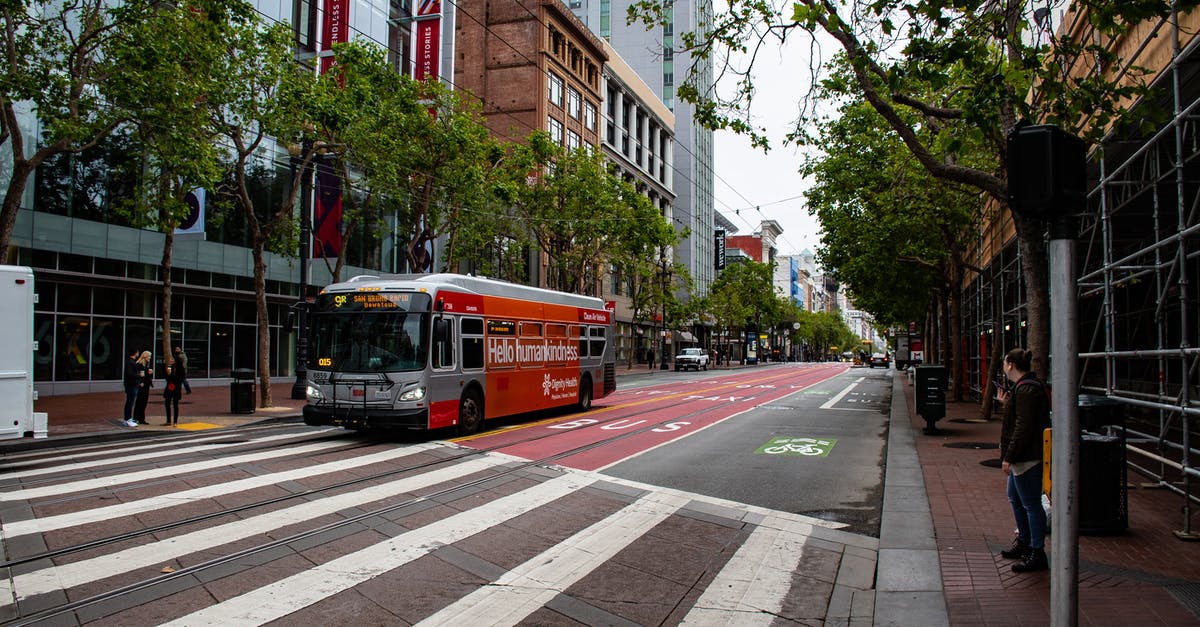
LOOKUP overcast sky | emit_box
[711,32,828,258]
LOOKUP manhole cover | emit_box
[944,441,999,449]
[980,458,1002,468]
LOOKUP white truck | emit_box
[0,265,47,439]
[674,347,709,371]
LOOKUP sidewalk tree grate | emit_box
[943,441,999,449]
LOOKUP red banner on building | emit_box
[320,0,350,74]
[313,161,343,258]
[414,18,441,82]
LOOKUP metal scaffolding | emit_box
[962,11,1200,540]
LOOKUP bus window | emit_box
[546,323,566,338]
[433,317,455,370]
[461,317,483,370]
[572,325,585,357]
[520,322,542,337]
[589,326,607,358]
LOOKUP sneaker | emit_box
[1012,548,1048,573]
[1000,538,1030,560]
[124,419,138,427]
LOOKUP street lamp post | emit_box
[290,140,313,400]
[660,255,670,370]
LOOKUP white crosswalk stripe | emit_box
[1,456,506,603]
[160,473,597,626]
[417,491,690,625]
[1,443,440,537]
[0,429,335,478]
[0,439,351,502]
[681,516,815,625]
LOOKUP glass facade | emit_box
[13,0,435,394]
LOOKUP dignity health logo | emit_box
[543,373,580,396]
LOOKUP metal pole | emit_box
[1049,216,1080,627]
[290,147,313,400]
[660,258,669,370]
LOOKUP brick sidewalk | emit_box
[902,377,1200,625]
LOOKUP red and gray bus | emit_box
[302,273,616,435]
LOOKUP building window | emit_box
[294,0,318,52]
[548,116,564,144]
[584,101,597,131]
[567,87,582,119]
[548,72,564,107]
[567,130,581,151]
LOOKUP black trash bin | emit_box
[915,365,948,433]
[1077,394,1127,534]
[230,368,256,414]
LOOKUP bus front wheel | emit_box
[578,377,593,411]
[457,390,483,436]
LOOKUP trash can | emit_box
[1077,395,1127,534]
[230,368,256,414]
[915,365,948,433]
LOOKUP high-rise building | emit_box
[570,0,716,298]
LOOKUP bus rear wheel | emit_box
[578,378,592,411]
[457,390,483,436]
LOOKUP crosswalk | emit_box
[0,428,878,625]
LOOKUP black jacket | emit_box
[1000,373,1050,464]
[123,357,140,388]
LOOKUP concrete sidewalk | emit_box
[891,371,1200,626]
[11,366,1200,625]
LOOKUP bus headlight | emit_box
[306,385,325,401]
[399,386,426,402]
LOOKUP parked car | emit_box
[674,347,709,371]
[869,352,890,368]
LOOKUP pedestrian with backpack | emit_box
[996,348,1051,573]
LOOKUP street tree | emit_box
[327,46,502,275]
[210,19,320,409]
[606,186,680,368]
[630,0,1186,377]
[0,0,163,264]
[708,260,776,361]
[804,97,984,399]
[106,1,257,369]
[510,142,629,295]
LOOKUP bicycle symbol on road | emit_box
[755,437,837,457]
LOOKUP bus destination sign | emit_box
[317,292,431,312]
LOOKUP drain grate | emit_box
[944,441,999,449]
[1167,583,1200,619]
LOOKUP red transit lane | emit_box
[454,363,849,470]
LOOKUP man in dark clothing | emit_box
[173,345,192,394]
[122,349,140,425]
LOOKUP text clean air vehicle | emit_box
[302,273,616,435]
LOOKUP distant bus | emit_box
[302,273,616,435]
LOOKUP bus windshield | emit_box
[308,311,429,373]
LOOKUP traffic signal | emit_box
[1006,124,1087,221]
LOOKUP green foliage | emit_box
[802,96,982,326]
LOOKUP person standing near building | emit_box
[132,351,154,426]
[996,347,1051,573]
[122,349,140,426]
[173,345,191,394]
[162,363,184,426]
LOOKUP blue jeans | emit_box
[1008,462,1047,549]
[123,384,139,421]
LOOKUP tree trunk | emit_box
[1013,213,1051,378]
[0,160,35,265]
[160,225,176,368]
[253,242,273,408]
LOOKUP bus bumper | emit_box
[303,405,429,430]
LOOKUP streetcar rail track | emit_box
[1,366,844,625]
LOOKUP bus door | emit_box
[427,313,460,429]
